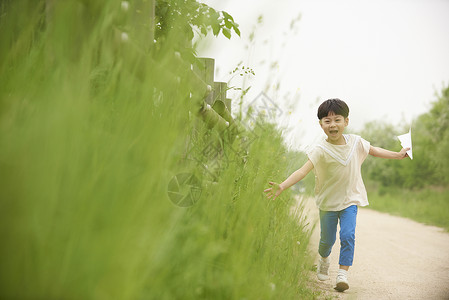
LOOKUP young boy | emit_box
[264,99,409,292]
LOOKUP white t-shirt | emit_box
[307,134,371,211]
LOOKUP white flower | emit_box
[121,1,129,11]
[121,32,129,42]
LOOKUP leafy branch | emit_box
[155,0,240,43]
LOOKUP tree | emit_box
[358,84,449,189]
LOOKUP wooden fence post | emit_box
[225,98,232,112]
[213,82,227,104]
[194,58,215,105]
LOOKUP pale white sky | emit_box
[197,0,449,151]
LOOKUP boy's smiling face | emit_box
[319,112,349,145]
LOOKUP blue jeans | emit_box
[319,205,358,266]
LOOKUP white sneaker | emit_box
[316,257,330,281]
[335,272,349,292]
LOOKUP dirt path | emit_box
[296,197,449,300]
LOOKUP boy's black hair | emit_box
[317,98,349,119]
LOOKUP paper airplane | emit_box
[397,129,413,160]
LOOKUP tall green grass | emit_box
[0,1,316,299]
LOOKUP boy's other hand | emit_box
[264,182,284,200]
[398,147,410,159]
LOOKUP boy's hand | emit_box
[264,182,284,200]
[398,147,410,160]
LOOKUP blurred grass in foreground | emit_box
[0,1,317,299]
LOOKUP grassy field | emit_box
[367,184,449,231]
[0,1,321,299]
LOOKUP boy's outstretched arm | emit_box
[369,146,410,160]
[264,160,314,200]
